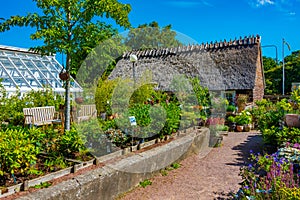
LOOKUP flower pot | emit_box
[244,124,251,132]
[285,114,300,128]
[236,125,244,132]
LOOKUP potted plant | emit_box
[227,115,236,132]
[236,94,248,113]
[235,111,252,132]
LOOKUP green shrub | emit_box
[0,127,44,176]
[226,104,236,112]
[251,99,292,133]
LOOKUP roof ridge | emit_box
[123,34,261,58]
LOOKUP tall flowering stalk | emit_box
[238,149,300,199]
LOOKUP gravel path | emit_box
[118,131,263,200]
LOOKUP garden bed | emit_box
[0,127,199,199]
[10,127,209,200]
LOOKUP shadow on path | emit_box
[214,132,264,200]
[227,133,264,167]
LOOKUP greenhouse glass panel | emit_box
[0,45,82,95]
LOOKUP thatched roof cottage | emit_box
[109,35,264,104]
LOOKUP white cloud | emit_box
[256,0,275,7]
[288,12,296,16]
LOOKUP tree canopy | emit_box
[0,0,131,76]
[124,21,182,50]
[263,50,300,95]
[0,0,132,131]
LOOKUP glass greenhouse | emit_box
[0,45,82,96]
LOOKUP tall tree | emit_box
[0,0,131,131]
[263,51,300,95]
[263,56,281,94]
[124,21,182,50]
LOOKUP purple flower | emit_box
[293,143,300,149]
[248,164,253,170]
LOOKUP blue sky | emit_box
[0,0,299,60]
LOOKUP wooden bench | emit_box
[75,104,97,123]
[23,106,61,127]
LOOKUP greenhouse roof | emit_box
[0,45,82,94]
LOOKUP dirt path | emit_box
[118,131,263,200]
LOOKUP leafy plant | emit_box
[235,111,252,125]
[262,126,300,147]
[32,181,52,189]
[171,162,181,169]
[227,115,236,123]
[226,105,236,112]
[139,179,152,188]
[0,127,44,177]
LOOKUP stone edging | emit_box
[16,127,210,200]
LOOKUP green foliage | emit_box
[277,187,300,199]
[130,70,156,104]
[290,87,300,111]
[264,51,300,95]
[0,127,44,176]
[124,21,181,50]
[263,56,281,95]
[0,0,131,76]
[190,78,210,107]
[58,127,86,156]
[160,102,181,136]
[251,99,292,132]
[235,111,252,125]
[262,126,300,146]
[0,86,64,126]
[227,115,236,123]
[139,179,152,188]
[171,162,181,169]
[95,79,118,113]
[226,105,236,112]
[32,181,52,189]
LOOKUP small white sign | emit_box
[129,116,137,126]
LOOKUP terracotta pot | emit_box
[285,114,300,128]
[236,125,244,132]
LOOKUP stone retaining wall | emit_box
[17,128,210,200]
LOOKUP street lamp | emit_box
[282,38,291,95]
[130,54,138,87]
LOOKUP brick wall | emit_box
[252,44,264,101]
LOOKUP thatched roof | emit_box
[109,35,262,91]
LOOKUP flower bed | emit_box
[237,144,300,199]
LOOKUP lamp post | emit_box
[130,54,138,87]
[282,38,291,95]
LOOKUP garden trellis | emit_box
[0,45,82,96]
